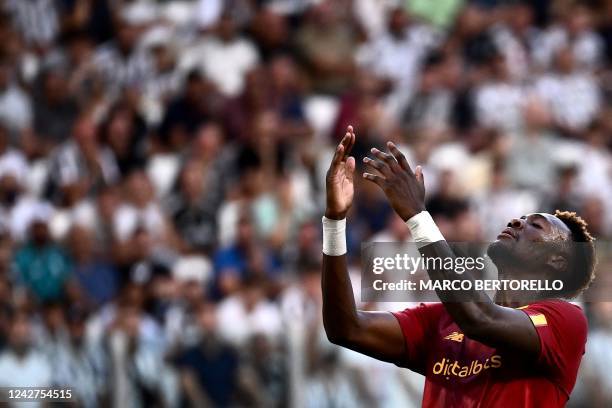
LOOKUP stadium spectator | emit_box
[68,225,118,307]
[0,59,31,134]
[177,301,247,406]
[32,68,78,151]
[14,220,72,302]
[0,311,52,397]
[180,12,259,97]
[295,2,358,95]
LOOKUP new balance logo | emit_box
[444,331,464,343]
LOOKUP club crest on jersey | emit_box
[444,331,464,343]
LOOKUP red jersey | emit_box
[392,299,587,408]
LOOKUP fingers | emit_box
[341,130,353,154]
[362,156,385,173]
[332,126,357,167]
[345,156,356,181]
[344,126,356,159]
[331,141,345,167]
[369,147,400,175]
[387,142,412,173]
[371,147,398,167]
[362,172,385,186]
[415,165,425,187]
[331,132,351,167]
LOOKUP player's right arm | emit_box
[321,126,406,363]
[363,142,541,357]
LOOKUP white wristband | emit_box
[322,216,347,256]
[406,211,445,248]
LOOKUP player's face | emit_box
[488,213,571,270]
[496,213,571,244]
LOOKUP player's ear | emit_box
[546,254,568,273]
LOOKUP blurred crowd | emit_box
[0,0,611,406]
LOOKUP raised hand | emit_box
[325,126,356,220]
[362,141,425,221]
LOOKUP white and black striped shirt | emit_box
[5,0,59,46]
[92,43,154,92]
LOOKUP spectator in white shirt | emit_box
[0,311,52,408]
[490,2,539,81]
[112,170,172,245]
[0,61,32,134]
[532,4,603,71]
[180,13,259,97]
[217,277,282,347]
[534,47,600,133]
[505,98,559,190]
[474,54,525,133]
[0,124,28,185]
[357,7,439,118]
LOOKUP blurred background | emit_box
[0,0,610,406]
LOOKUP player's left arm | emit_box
[363,142,541,357]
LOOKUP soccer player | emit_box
[321,126,596,407]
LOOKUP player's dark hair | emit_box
[554,210,596,298]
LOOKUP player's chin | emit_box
[489,237,513,247]
[486,239,516,263]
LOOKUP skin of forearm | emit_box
[418,241,499,338]
[321,254,360,344]
[362,141,540,352]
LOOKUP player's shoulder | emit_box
[521,299,587,333]
[526,298,585,314]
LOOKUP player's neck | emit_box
[494,289,539,308]
[494,267,546,307]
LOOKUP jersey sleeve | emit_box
[391,303,444,374]
[520,300,587,393]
